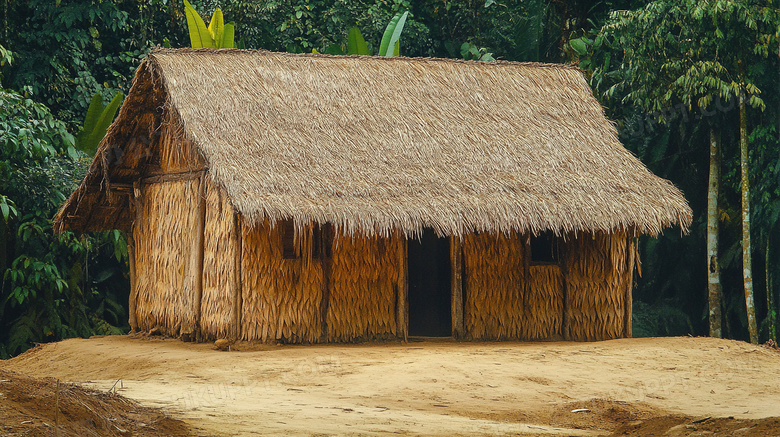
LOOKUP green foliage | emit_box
[0,90,128,357]
[75,92,124,156]
[459,42,495,62]
[2,0,188,127]
[632,301,695,337]
[378,10,408,56]
[183,0,236,48]
[347,27,370,55]
[587,0,779,114]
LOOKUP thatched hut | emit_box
[55,48,691,343]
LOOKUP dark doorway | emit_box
[408,228,452,336]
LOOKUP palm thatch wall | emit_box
[463,232,526,340]
[241,219,324,343]
[200,176,237,340]
[133,180,199,337]
[564,232,631,341]
[327,234,401,341]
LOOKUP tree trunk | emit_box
[740,92,759,344]
[707,128,723,338]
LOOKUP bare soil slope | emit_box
[2,335,779,436]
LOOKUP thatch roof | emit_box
[55,48,691,237]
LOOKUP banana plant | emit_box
[378,11,408,57]
[75,92,124,156]
[346,27,369,55]
[183,0,235,49]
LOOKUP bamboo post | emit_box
[450,236,464,339]
[396,231,408,342]
[624,237,635,338]
[129,180,142,332]
[192,175,207,341]
[231,213,243,341]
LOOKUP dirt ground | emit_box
[0,369,189,436]
[1,335,779,436]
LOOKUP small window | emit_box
[279,219,297,259]
[530,231,559,264]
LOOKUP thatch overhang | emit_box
[55,48,691,237]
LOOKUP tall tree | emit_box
[586,0,779,341]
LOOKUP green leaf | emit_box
[570,38,588,56]
[209,8,225,48]
[347,27,369,55]
[184,0,215,48]
[222,23,235,49]
[379,11,409,57]
[76,93,105,151]
[84,92,123,155]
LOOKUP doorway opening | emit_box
[407,228,452,336]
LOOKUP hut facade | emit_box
[55,49,691,343]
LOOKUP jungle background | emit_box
[0,0,778,357]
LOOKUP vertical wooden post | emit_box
[128,180,142,332]
[624,237,635,338]
[560,238,569,340]
[192,175,207,341]
[127,232,138,332]
[450,236,464,339]
[231,212,243,341]
[523,233,531,326]
[396,231,408,342]
[319,224,333,342]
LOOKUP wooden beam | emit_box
[192,175,207,341]
[85,168,206,192]
[142,169,205,185]
[450,236,464,339]
[396,231,408,342]
[231,212,243,341]
[624,237,635,338]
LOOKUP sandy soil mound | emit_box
[0,369,189,436]
[2,335,779,436]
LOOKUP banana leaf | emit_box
[347,27,369,55]
[76,93,105,152]
[379,11,408,57]
[223,23,235,49]
[184,0,215,48]
[208,8,224,48]
[81,92,123,156]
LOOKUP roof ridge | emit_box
[148,47,581,71]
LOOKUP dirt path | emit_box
[2,335,779,436]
